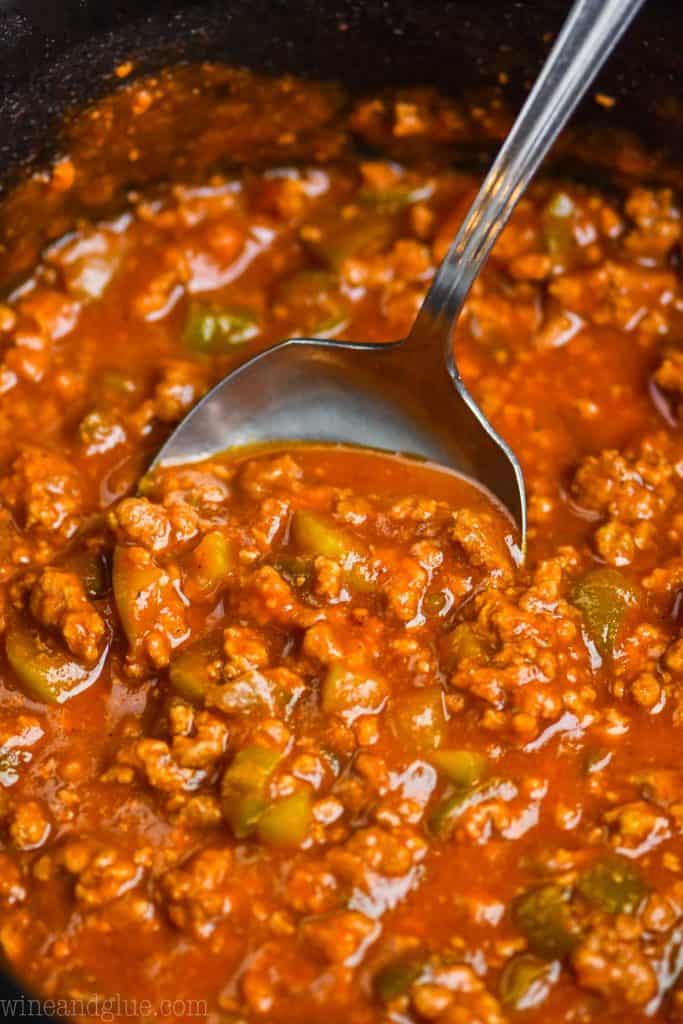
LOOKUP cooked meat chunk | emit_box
[29,568,106,664]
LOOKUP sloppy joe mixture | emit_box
[0,69,683,1024]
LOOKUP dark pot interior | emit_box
[0,0,681,1014]
[1,0,682,180]
[0,0,682,291]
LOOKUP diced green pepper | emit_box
[221,746,281,839]
[429,777,516,840]
[431,749,488,788]
[113,545,187,652]
[499,953,554,1011]
[571,568,640,657]
[82,552,111,599]
[224,746,281,793]
[305,212,394,271]
[429,789,467,839]
[225,793,269,839]
[257,790,312,847]
[543,191,576,268]
[345,559,378,594]
[360,182,434,210]
[321,661,387,718]
[290,509,373,592]
[274,270,350,337]
[374,957,424,1002]
[440,623,490,673]
[183,302,260,353]
[113,545,159,647]
[186,530,235,599]
[207,669,293,716]
[136,472,154,497]
[391,686,447,753]
[291,510,357,560]
[6,613,101,704]
[273,555,314,588]
[99,370,139,400]
[169,635,222,703]
[62,549,111,598]
[577,854,646,914]
[514,884,580,959]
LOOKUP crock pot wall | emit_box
[2,0,683,190]
[0,0,682,290]
[0,0,682,292]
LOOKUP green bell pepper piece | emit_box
[257,790,312,847]
[321,661,387,718]
[169,635,222,703]
[6,613,102,705]
[184,302,260,353]
[577,854,646,914]
[291,509,360,560]
[222,746,281,839]
[186,530,235,598]
[571,567,640,656]
[429,778,516,840]
[392,686,447,753]
[499,953,554,1010]
[431,749,488,788]
[374,957,424,1002]
[514,884,580,959]
[274,270,350,337]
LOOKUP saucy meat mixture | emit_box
[1,69,683,1024]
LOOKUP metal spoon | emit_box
[153,0,644,546]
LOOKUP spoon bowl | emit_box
[153,330,525,530]
[152,0,645,549]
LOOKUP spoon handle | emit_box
[411,0,645,349]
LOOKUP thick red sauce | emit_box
[0,66,681,1024]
